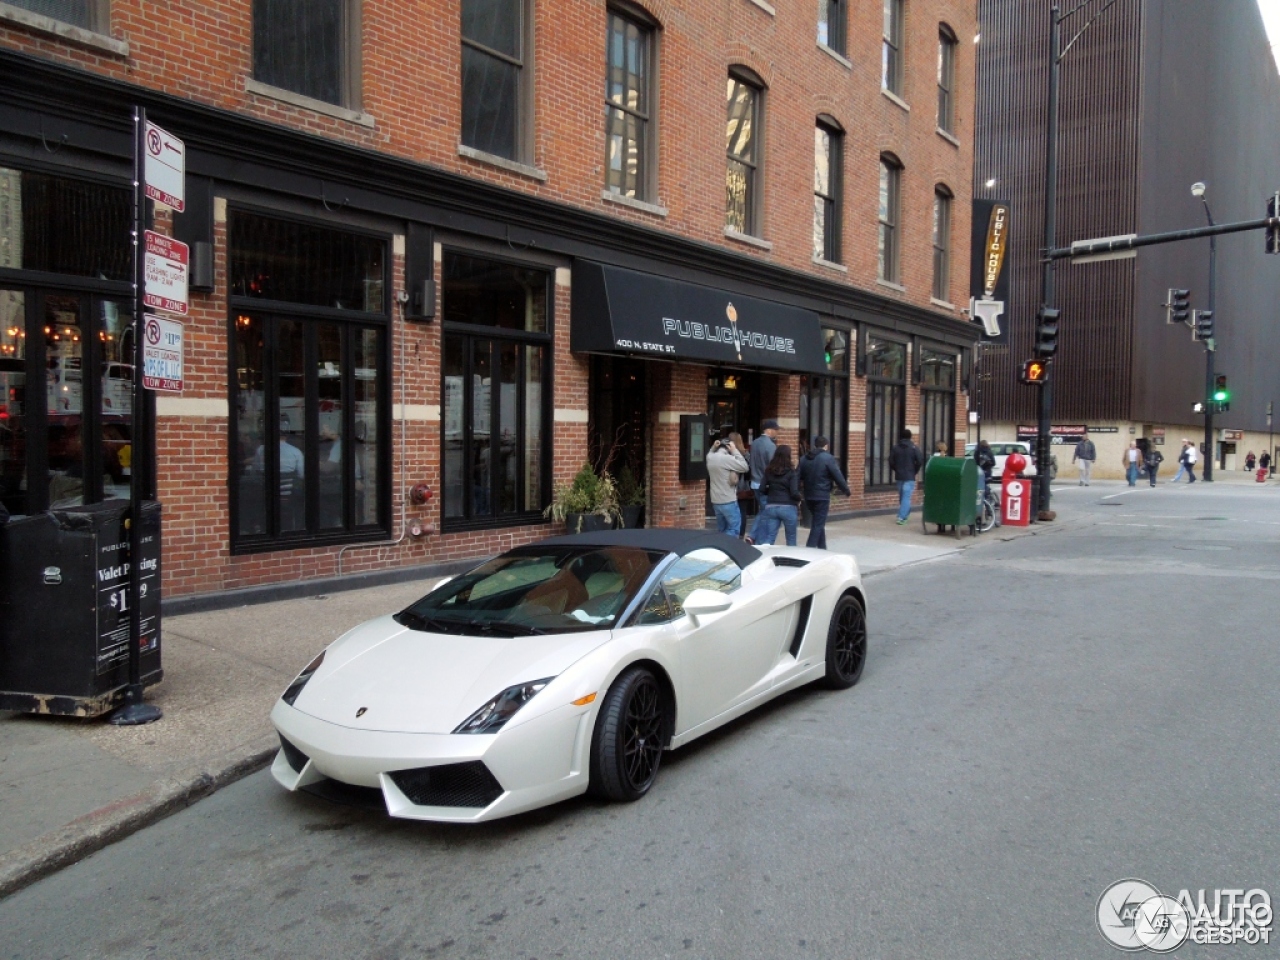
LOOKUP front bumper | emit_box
[269,699,595,823]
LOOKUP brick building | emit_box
[0,0,977,601]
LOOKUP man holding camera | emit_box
[707,432,750,537]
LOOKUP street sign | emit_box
[143,121,185,211]
[143,230,189,316]
[142,314,184,392]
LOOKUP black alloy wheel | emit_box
[822,594,867,689]
[590,666,666,802]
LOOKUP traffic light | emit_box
[1213,374,1229,411]
[1267,192,1280,255]
[1034,306,1060,357]
[1193,309,1214,341]
[1020,358,1049,384]
[1167,288,1191,325]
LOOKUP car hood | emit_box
[292,614,612,734]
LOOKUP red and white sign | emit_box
[144,230,189,316]
[144,121,185,211]
[1001,479,1030,527]
[142,314,184,392]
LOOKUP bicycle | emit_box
[976,482,999,533]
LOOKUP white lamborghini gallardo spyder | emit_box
[270,529,867,822]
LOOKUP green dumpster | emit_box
[921,456,979,538]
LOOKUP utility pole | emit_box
[1035,5,1062,519]
[1194,184,1216,481]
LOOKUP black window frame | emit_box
[800,325,850,478]
[918,345,957,458]
[862,330,907,490]
[440,248,553,532]
[818,0,846,56]
[6,0,105,31]
[878,155,902,284]
[932,185,953,302]
[226,206,392,555]
[937,24,957,133]
[725,67,764,237]
[882,0,904,95]
[251,0,361,110]
[605,4,657,202]
[460,0,531,163]
[813,116,843,264]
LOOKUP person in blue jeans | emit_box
[750,445,801,546]
[890,428,923,525]
[798,436,851,549]
[706,432,749,536]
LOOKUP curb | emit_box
[0,737,277,901]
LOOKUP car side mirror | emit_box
[683,588,732,625]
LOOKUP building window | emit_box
[932,186,952,301]
[937,25,957,132]
[228,211,389,552]
[441,252,551,527]
[818,0,845,55]
[919,347,956,458]
[864,334,905,488]
[800,327,850,475]
[726,69,763,237]
[813,118,843,263]
[461,0,528,161]
[605,8,654,201]
[6,0,101,30]
[252,0,358,108]
[882,0,904,95]
[878,156,902,283]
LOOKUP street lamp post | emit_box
[1192,181,1216,481]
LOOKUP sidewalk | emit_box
[0,509,1040,897]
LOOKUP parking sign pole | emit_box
[110,106,161,725]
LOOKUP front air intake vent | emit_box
[389,761,504,808]
[773,556,809,568]
[279,735,309,774]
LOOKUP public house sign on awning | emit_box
[571,261,828,374]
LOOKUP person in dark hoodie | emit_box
[799,436,850,549]
[891,428,923,525]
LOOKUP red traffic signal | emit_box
[1020,359,1048,384]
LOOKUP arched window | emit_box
[933,184,954,301]
[937,24,958,133]
[726,67,765,236]
[814,115,844,263]
[878,154,903,283]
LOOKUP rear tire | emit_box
[822,594,867,689]
[589,666,666,802]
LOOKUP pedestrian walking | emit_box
[747,419,779,542]
[751,445,801,546]
[799,436,851,549]
[707,432,749,537]
[890,428,923,525]
[1072,428,1097,485]
[1262,451,1272,473]
[1175,439,1198,483]
[1144,444,1163,486]
[1123,441,1141,487]
[1245,451,1256,471]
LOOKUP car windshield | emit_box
[396,546,665,635]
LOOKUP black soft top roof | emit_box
[533,528,762,568]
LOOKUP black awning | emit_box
[571,261,828,374]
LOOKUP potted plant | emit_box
[616,463,646,528]
[544,462,621,533]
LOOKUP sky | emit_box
[1261,0,1280,69]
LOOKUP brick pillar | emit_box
[648,363,708,529]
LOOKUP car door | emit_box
[639,548,793,733]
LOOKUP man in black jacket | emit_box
[890,428,923,525]
[799,437,850,549]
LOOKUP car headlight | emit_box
[281,651,326,706]
[454,678,555,735]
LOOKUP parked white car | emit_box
[965,441,1043,478]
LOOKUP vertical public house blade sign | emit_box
[970,200,1011,343]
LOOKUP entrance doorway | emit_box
[706,369,761,521]
[589,355,647,488]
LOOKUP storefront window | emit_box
[865,334,905,488]
[229,210,388,551]
[919,347,956,457]
[441,250,550,527]
[0,167,131,281]
[800,327,849,473]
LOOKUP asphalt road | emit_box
[4,481,1279,959]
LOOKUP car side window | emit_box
[634,548,742,625]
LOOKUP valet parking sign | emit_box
[142,314,183,393]
[141,118,186,394]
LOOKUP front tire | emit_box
[822,594,867,689]
[589,666,666,802]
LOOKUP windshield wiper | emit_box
[394,610,455,634]
[460,618,547,637]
